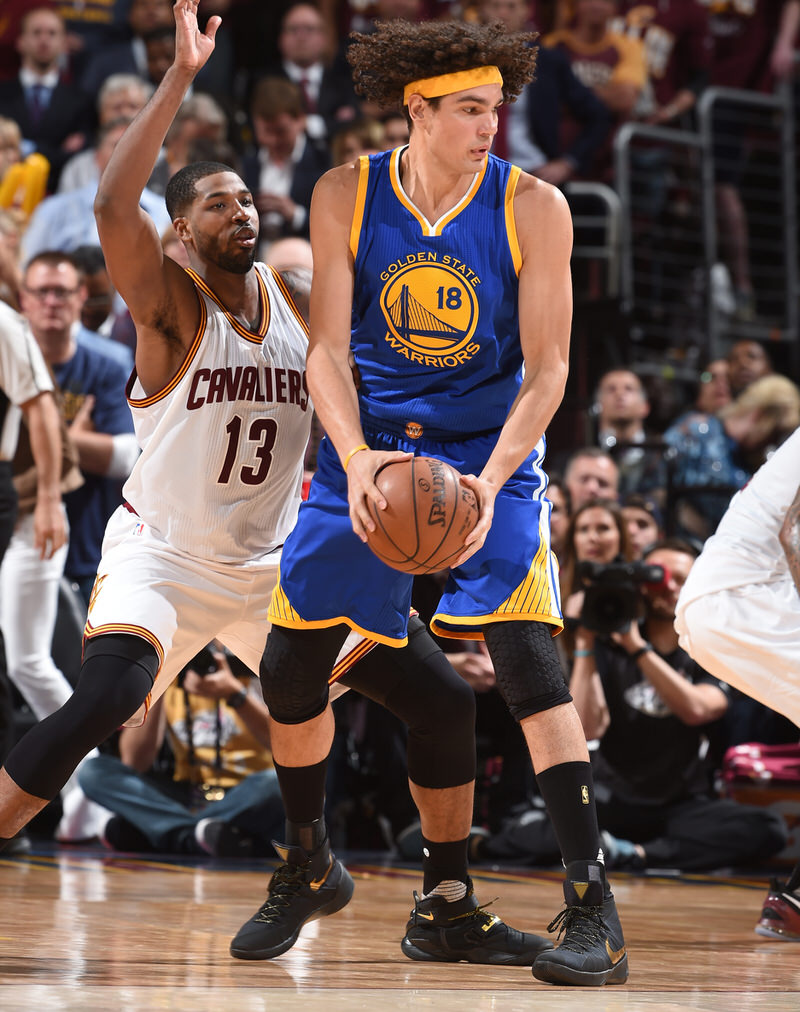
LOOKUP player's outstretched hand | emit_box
[173,0,221,75]
[345,448,413,541]
[453,473,494,566]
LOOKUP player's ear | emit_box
[406,94,428,125]
[172,216,191,242]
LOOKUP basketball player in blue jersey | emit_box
[233,17,628,989]
[0,2,549,972]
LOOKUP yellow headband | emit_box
[403,66,503,105]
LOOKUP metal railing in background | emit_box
[697,84,798,361]
[563,181,623,299]
[612,79,797,369]
[614,122,708,359]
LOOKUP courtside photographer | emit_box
[569,539,786,872]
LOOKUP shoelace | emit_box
[413,892,501,928]
[546,904,606,953]
[254,862,309,923]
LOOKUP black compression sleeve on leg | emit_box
[536,761,603,867]
[4,634,157,801]
[340,617,476,789]
[484,620,571,721]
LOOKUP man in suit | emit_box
[264,2,360,143]
[243,76,330,241]
[80,0,174,97]
[0,6,93,190]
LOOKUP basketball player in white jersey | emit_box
[0,4,551,969]
[676,424,800,941]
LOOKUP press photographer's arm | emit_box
[569,544,728,737]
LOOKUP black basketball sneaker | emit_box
[532,860,628,986]
[401,878,553,964]
[230,838,354,960]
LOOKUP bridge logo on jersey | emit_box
[379,259,480,368]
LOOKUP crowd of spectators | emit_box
[0,0,798,872]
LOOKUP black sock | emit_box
[274,758,328,850]
[0,836,10,851]
[786,862,800,893]
[421,835,469,894]
[536,761,602,867]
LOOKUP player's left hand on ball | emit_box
[346,448,412,541]
[453,473,494,566]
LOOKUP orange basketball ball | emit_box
[365,457,479,573]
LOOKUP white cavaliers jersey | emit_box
[679,425,800,606]
[122,264,311,566]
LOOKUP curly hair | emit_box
[347,20,538,109]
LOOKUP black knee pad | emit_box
[484,621,571,722]
[5,633,157,800]
[341,617,476,789]
[260,624,347,725]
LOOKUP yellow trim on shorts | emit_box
[430,520,562,639]
[504,164,522,275]
[349,155,370,261]
[430,611,563,641]
[269,579,408,649]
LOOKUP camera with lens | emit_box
[577,560,665,635]
[177,645,218,684]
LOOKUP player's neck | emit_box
[400,143,479,225]
[194,261,262,330]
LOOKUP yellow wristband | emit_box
[343,443,369,471]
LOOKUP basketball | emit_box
[365,456,479,573]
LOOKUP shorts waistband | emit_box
[360,413,499,444]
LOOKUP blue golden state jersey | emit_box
[350,148,524,437]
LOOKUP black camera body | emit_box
[577,560,665,635]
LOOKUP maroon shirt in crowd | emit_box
[614,0,712,106]
[702,0,787,91]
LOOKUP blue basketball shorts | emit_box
[269,423,563,645]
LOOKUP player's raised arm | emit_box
[94,2,220,382]
[306,165,411,539]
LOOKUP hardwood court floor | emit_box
[1,847,798,1011]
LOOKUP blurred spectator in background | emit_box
[79,645,285,858]
[726,339,773,398]
[81,0,174,97]
[18,251,135,605]
[21,118,171,264]
[564,446,620,510]
[259,2,360,143]
[594,367,665,501]
[380,110,410,148]
[663,374,800,542]
[612,0,712,127]
[560,497,634,607]
[146,93,228,195]
[544,0,647,179]
[0,208,23,310]
[58,74,152,194]
[479,0,612,185]
[0,6,93,190]
[694,358,731,415]
[58,0,129,82]
[547,474,572,563]
[330,118,386,166]
[0,117,23,180]
[0,1,57,84]
[709,0,800,319]
[243,76,330,241]
[621,492,662,559]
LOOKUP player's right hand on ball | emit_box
[346,448,412,541]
